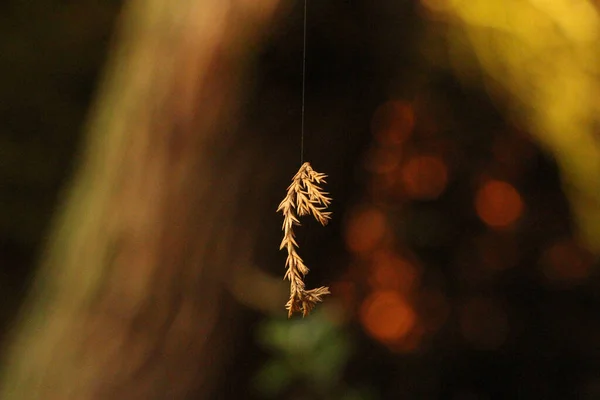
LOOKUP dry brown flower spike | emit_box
[277,162,332,317]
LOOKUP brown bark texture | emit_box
[0,0,280,398]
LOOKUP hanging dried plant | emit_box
[277,162,332,317]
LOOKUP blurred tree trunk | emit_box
[0,0,279,398]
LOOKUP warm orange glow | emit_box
[345,207,387,255]
[475,180,523,228]
[371,101,415,145]
[400,155,448,200]
[360,291,416,343]
[460,297,508,350]
[542,238,593,283]
[368,250,418,294]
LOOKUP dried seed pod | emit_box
[277,162,332,317]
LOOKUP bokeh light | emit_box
[475,179,523,228]
[400,155,449,200]
[360,290,416,344]
[368,249,418,294]
[345,206,387,255]
[541,238,594,283]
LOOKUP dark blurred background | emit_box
[2,1,600,399]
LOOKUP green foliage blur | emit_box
[254,308,368,400]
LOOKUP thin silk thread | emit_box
[300,0,307,164]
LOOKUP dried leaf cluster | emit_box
[277,162,332,317]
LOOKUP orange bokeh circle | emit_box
[475,180,523,228]
[360,290,416,343]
